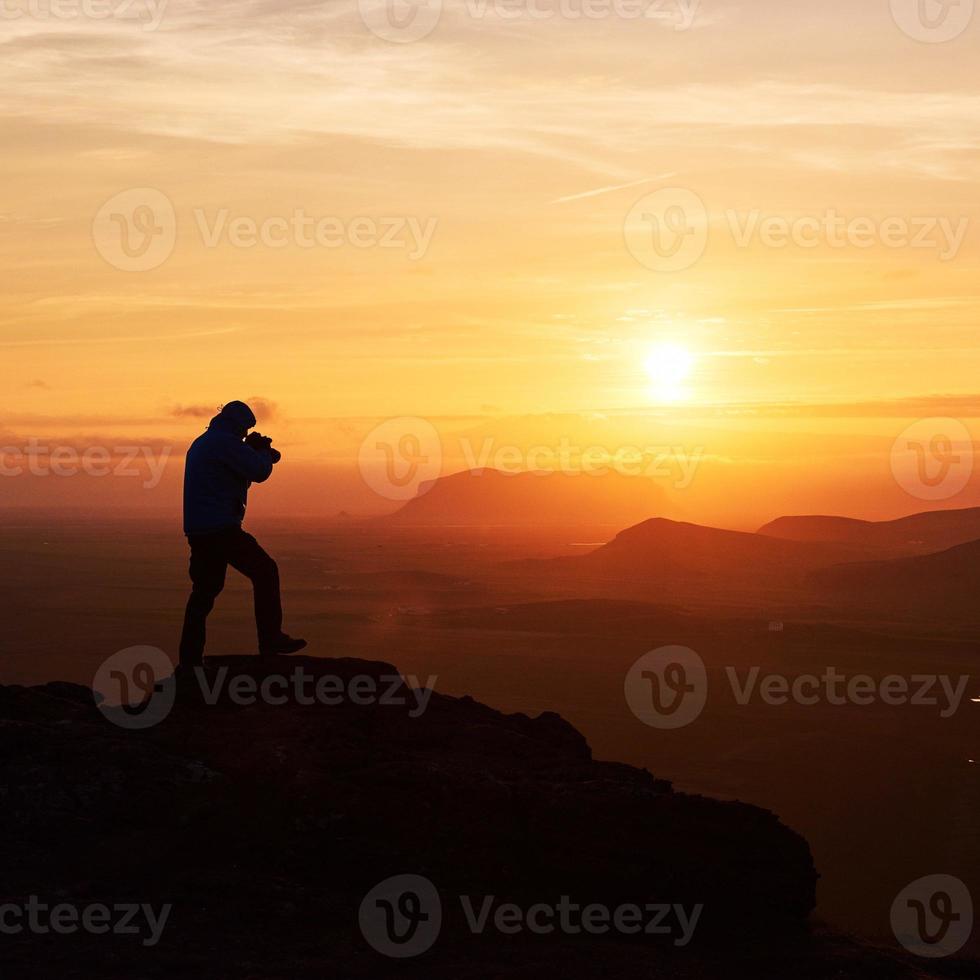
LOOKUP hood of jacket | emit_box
[208,400,257,439]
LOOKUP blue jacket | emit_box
[182,402,276,536]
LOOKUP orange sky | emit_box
[2,0,979,524]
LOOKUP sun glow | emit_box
[644,342,696,402]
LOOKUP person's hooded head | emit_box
[208,400,256,438]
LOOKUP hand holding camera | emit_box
[245,431,282,464]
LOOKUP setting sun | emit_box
[644,343,696,402]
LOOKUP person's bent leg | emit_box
[226,530,283,651]
[178,535,228,668]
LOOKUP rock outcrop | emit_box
[0,656,953,977]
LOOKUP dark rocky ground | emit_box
[0,656,974,978]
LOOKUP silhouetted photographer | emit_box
[178,400,306,667]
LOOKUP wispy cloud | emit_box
[3,9,979,183]
[170,397,279,422]
[550,173,676,204]
[0,327,241,348]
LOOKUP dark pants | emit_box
[179,527,282,666]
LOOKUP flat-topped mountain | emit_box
[380,468,668,527]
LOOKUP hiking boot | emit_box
[260,634,308,656]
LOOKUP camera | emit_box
[245,431,282,464]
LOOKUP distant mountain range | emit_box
[381,470,980,614]
[576,517,848,580]
[523,508,980,609]
[758,506,980,557]
[504,516,859,601]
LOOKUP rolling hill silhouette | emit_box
[759,506,980,557]
[507,517,855,599]
[380,468,670,526]
[811,537,980,621]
